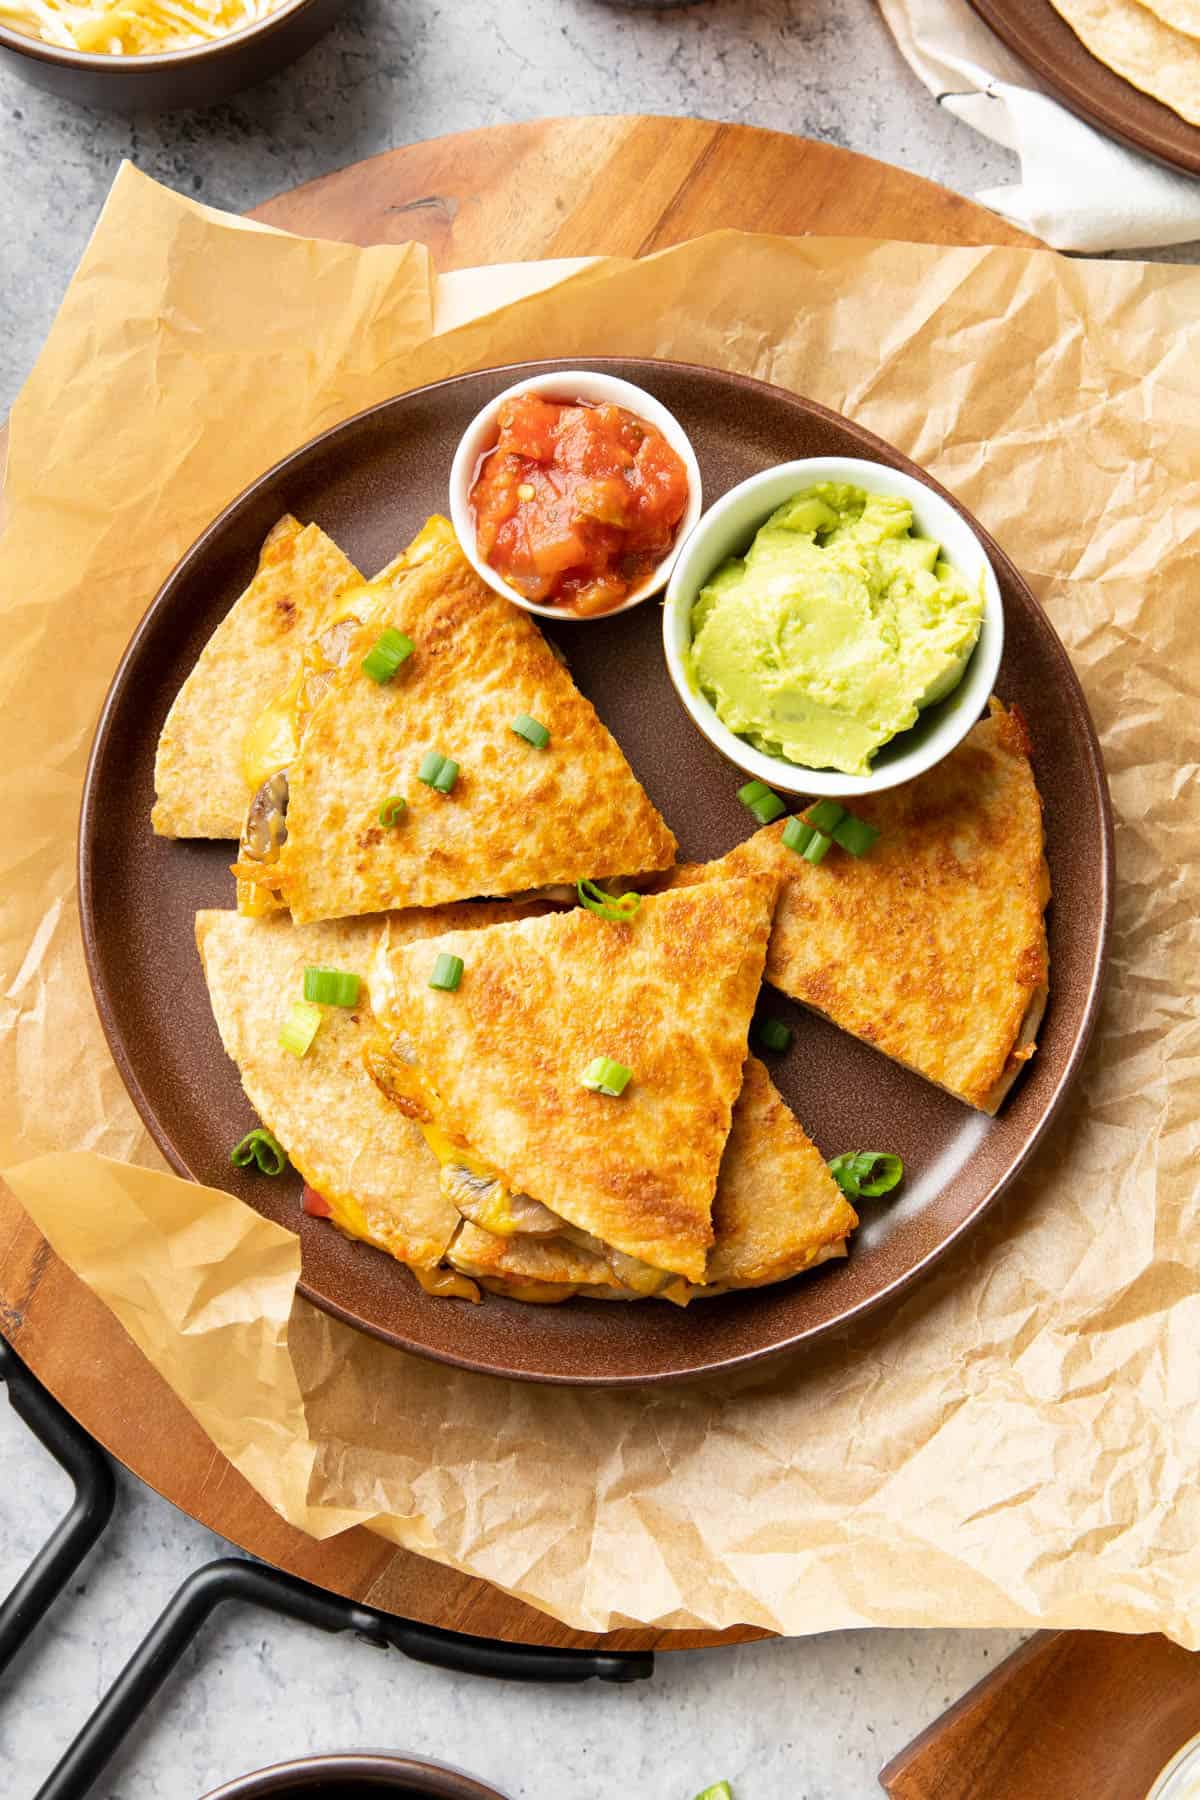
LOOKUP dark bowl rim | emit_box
[199,1750,508,1800]
[78,354,1115,1389]
[0,0,318,70]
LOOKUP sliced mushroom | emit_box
[240,769,290,862]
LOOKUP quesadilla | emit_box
[196,900,547,1294]
[233,513,677,923]
[153,515,362,840]
[366,875,779,1286]
[668,701,1049,1114]
[198,904,855,1307]
[446,1054,858,1304]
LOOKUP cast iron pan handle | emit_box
[0,1336,116,1681]
[36,1558,652,1798]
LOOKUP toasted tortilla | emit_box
[272,515,676,923]
[449,1055,857,1299]
[153,516,362,839]
[196,901,542,1268]
[1047,0,1200,121]
[667,703,1050,1114]
[704,1055,857,1290]
[370,875,779,1283]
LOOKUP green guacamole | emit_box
[686,484,984,777]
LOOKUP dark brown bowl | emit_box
[79,357,1113,1386]
[0,0,346,111]
[200,1753,507,1800]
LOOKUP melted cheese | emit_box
[0,0,284,53]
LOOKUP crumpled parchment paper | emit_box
[2,163,1198,1642]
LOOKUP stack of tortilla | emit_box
[157,512,1049,1308]
[1047,0,1200,126]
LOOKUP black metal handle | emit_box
[35,1557,652,1799]
[0,1336,116,1682]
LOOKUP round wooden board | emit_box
[1,116,1038,1653]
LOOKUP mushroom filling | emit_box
[240,769,290,863]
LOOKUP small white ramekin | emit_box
[448,369,703,622]
[662,455,1005,800]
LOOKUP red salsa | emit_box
[469,392,691,616]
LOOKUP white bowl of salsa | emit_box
[449,369,702,620]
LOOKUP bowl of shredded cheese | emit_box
[0,0,347,108]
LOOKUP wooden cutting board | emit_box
[880,1629,1200,1797]
[1,115,1037,1656]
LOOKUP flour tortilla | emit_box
[153,516,362,839]
[1048,0,1200,122]
[666,703,1050,1115]
[370,875,779,1283]
[274,515,676,923]
[448,1055,858,1297]
[196,901,543,1268]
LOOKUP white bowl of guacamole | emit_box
[663,457,1005,799]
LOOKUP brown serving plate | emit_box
[0,0,346,111]
[966,0,1200,178]
[79,358,1113,1386]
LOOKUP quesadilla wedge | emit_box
[153,515,362,840]
[667,701,1049,1114]
[442,1054,857,1305]
[196,900,547,1293]
[366,874,779,1285]
[234,513,676,923]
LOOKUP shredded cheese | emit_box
[0,0,283,55]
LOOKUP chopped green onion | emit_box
[577,878,641,922]
[781,817,814,856]
[736,778,786,827]
[418,751,459,793]
[379,794,407,826]
[755,1016,793,1053]
[832,811,880,857]
[361,627,414,684]
[429,952,464,992]
[279,999,322,1059]
[829,1151,904,1199]
[802,828,832,864]
[511,713,550,749]
[303,966,361,1008]
[802,798,846,835]
[692,1785,734,1800]
[230,1128,287,1176]
[581,1055,633,1097]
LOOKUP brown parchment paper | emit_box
[3,163,1199,1643]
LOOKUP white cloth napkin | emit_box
[879,0,1200,249]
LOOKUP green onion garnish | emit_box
[692,1785,734,1800]
[782,816,832,863]
[379,794,407,826]
[230,1128,287,1176]
[832,812,880,857]
[755,1016,792,1053]
[418,751,459,793]
[828,1151,904,1199]
[429,952,464,992]
[511,713,550,749]
[361,627,414,684]
[802,799,846,835]
[279,999,322,1058]
[781,817,814,856]
[303,966,361,1008]
[736,778,786,827]
[581,1055,633,1097]
[576,878,641,922]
